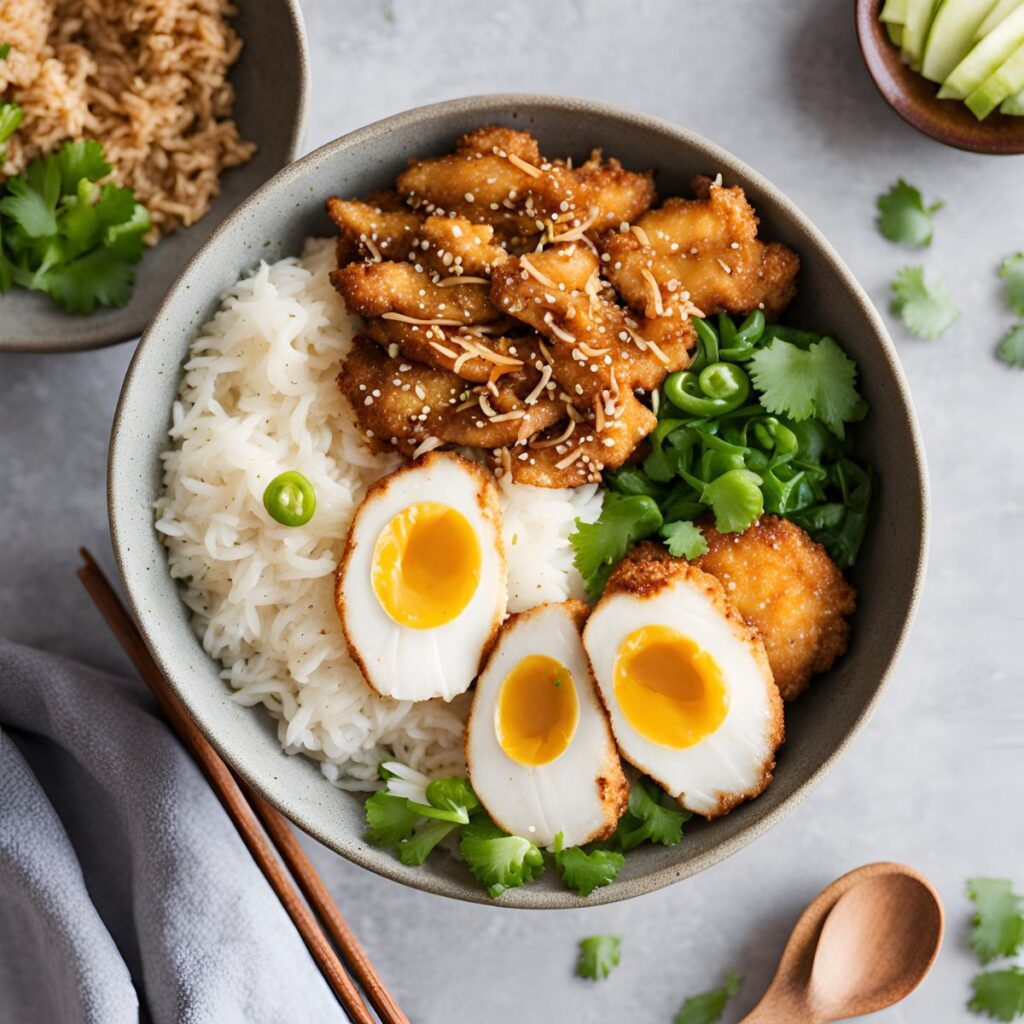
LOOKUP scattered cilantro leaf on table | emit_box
[660,520,708,559]
[890,266,960,339]
[673,971,743,1024]
[876,179,943,247]
[970,967,1024,1021]
[570,492,663,599]
[748,336,862,437]
[555,846,625,897]
[968,878,1024,964]
[614,777,689,851]
[1000,254,1024,318]
[576,935,622,981]
[997,324,1024,368]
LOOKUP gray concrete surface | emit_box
[2,1,1022,1021]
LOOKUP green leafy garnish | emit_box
[876,179,943,247]
[701,468,764,533]
[0,43,10,60]
[970,968,1024,1021]
[748,336,863,438]
[614,777,689,851]
[397,819,459,866]
[570,491,663,599]
[890,266,960,339]
[673,972,743,1024]
[1000,254,1024,318]
[555,846,625,897]
[0,102,23,150]
[997,324,1024,368]
[660,520,708,559]
[459,820,544,898]
[406,776,480,825]
[0,138,149,314]
[969,879,1024,965]
[576,935,622,981]
[364,791,420,847]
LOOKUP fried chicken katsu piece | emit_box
[397,126,655,248]
[599,177,799,319]
[327,197,423,267]
[694,517,856,701]
[331,260,500,326]
[338,337,563,454]
[415,215,510,279]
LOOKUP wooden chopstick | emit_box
[77,548,409,1024]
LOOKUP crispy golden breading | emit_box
[568,150,656,230]
[327,198,423,267]
[694,517,856,701]
[415,215,510,278]
[338,337,563,454]
[599,177,799,319]
[330,260,500,325]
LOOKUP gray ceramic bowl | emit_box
[0,0,308,353]
[109,95,929,908]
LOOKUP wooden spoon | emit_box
[741,862,944,1023]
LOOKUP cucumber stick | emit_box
[881,0,910,23]
[887,22,905,45]
[939,3,1024,97]
[976,0,1024,40]
[1001,86,1024,111]
[902,0,942,69]
[966,40,1024,115]
[921,0,1000,82]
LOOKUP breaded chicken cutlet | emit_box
[694,517,856,701]
[326,127,798,488]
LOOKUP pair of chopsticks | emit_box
[77,549,408,1024]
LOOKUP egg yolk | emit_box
[371,501,481,629]
[496,654,579,767]
[614,624,728,748]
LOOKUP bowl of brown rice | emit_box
[0,0,308,352]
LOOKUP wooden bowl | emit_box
[856,0,1024,154]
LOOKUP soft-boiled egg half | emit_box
[465,600,628,848]
[583,546,784,818]
[336,452,506,702]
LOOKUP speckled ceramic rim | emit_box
[0,0,309,354]
[110,94,930,908]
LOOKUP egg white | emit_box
[466,600,627,848]
[584,558,783,818]
[336,452,506,702]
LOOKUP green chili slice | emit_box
[263,471,317,527]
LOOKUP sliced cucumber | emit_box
[976,0,1024,39]
[921,0,1000,82]
[966,40,1024,115]
[1000,85,1024,111]
[902,0,942,70]
[939,4,1024,97]
[881,0,910,23]
[888,21,906,45]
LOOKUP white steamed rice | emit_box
[155,238,602,790]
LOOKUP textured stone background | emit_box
[2,1,1022,1020]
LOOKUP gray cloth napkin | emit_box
[0,638,347,1024]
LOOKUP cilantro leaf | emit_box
[0,43,9,60]
[364,791,419,847]
[459,821,544,898]
[570,492,663,600]
[614,777,689,851]
[969,878,1024,965]
[876,179,943,246]
[749,336,863,437]
[397,818,458,866]
[1000,254,1024,318]
[673,972,743,1024]
[576,935,621,981]
[998,324,1024,368]
[701,469,764,533]
[0,172,58,238]
[0,102,23,146]
[40,245,138,314]
[555,847,625,897]
[407,776,480,825]
[53,139,111,193]
[969,967,1024,1021]
[660,520,708,559]
[890,266,960,340]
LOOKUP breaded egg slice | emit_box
[336,452,506,702]
[583,545,784,819]
[465,600,628,848]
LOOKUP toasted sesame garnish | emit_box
[554,446,585,470]
[519,254,558,289]
[505,152,543,178]
[640,268,664,317]
[530,419,576,449]
[630,224,652,248]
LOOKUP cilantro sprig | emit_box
[673,972,743,1024]
[0,138,150,313]
[576,935,622,981]
[970,879,1024,966]
[1000,254,1024,319]
[570,313,872,597]
[876,179,943,247]
[971,968,1024,1021]
[890,266,960,339]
